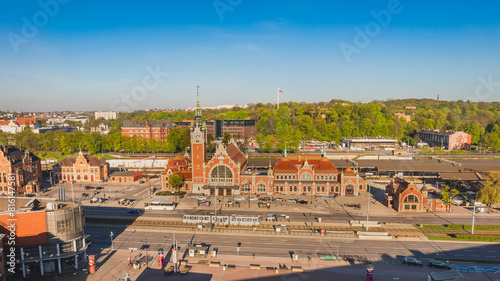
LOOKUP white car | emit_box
[197,196,207,201]
[234,196,245,201]
[249,197,258,201]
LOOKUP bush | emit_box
[156,191,186,196]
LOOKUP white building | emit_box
[95,111,118,120]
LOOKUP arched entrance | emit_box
[345,184,355,195]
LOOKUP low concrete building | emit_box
[341,137,398,151]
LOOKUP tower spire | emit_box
[197,85,200,107]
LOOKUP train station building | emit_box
[162,98,367,196]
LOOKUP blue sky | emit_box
[1,0,500,111]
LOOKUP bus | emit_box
[144,200,176,210]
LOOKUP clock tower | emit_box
[191,87,207,193]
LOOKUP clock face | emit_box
[194,131,202,140]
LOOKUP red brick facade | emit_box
[121,120,174,141]
[53,152,109,183]
[110,171,143,183]
[0,146,42,195]
[385,177,446,212]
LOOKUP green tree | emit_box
[441,186,459,212]
[477,171,500,212]
[222,132,232,145]
[168,173,184,191]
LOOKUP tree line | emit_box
[120,98,500,151]
[1,98,499,154]
[0,127,191,155]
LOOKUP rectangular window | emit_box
[404,205,410,210]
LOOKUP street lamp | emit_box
[110,231,114,251]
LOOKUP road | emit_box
[86,228,500,263]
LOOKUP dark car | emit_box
[84,186,95,190]
[403,257,422,266]
[428,260,451,269]
[95,186,103,190]
[297,200,309,204]
[127,209,140,214]
[259,197,271,201]
[82,193,89,198]
[139,181,145,184]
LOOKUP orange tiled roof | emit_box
[274,157,299,172]
[313,157,339,173]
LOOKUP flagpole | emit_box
[277,88,280,110]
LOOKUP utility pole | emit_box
[366,181,371,231]
[110,231,114,251]
[471,205,476,234]
[70,180,74,201]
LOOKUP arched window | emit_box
[316,186,320,192]
[300,173,312,180]
[210,165,233,185]
[403,195,419,203]
[322,186,325,192]
[257,183,266,193]
[308,186,311,192]
[241,182,251,192]
[294,186,297,192]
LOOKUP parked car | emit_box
[273,198,283,202]
[285,199,297,203]
[139,181,145,184]
[84,186,95,190]
[297,200,309,204]
[234,196,245,201]
[95,186,103,190]
[81,193,89,198]
[197,196,206,201]
[403,257,422,266]
[428,260,451,269]
[127,209,140,214]
[259,197,271,201]
[249,197,258,201]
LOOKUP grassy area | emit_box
[415,224,500,231]
[426,234,500,242]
